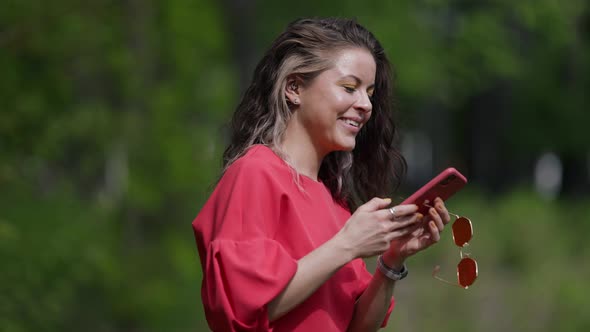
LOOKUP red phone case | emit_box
[400,168,467,215]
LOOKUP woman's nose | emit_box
[354,92,372,113]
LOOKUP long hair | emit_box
[222,17,406,210]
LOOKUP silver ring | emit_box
[389,207,397,218]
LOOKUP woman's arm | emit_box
[345,252,404,331]
[347,197,451,331]
[267,234,354,321]
[268,198,421,322]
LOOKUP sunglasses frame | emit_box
[426,204,478,289]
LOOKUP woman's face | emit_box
[291,47,376,155]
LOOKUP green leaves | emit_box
[1,0,589,331]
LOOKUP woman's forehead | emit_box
[325,48,376,83]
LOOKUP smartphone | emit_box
[401,168,467,215]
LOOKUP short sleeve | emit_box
[192,156,298,331]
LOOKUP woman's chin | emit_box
[335,141,356,152]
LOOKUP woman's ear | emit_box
[285,75,301,106]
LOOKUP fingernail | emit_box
[384,198,392,203]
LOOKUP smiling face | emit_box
[286,47,376,156]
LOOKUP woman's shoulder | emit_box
[234,144,282,166]
[223,145,290,184]
[229,145,283,170]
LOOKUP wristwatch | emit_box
[377,255,409,281]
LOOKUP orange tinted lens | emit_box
[457,257,478,288]
[452,217,472,247]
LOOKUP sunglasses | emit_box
[426,204,478,289]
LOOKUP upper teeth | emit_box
[344,119,360,127]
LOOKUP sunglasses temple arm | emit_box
[448,211,461,219]
[423,203,461,219]
[432,265,467,289]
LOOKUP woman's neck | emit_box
[280,125,326,182]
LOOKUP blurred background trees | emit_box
[1,0,589,331]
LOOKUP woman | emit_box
[192,17,451,331]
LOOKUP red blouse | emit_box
[192,145,394,331]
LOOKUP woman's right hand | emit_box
[335,198,422,260]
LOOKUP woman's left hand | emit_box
[384,197,451,266]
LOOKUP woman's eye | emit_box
[344,86,356,93]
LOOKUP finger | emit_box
[429,207,444,232]
[360,197,392,212]
[374,209,397,221]
[374,208,418,222]
[410,224,426,237]
[386,213,423,230]
[414,222,437,249]
[386,223,421,241]
[386,204,418,219]
[434,197,451,224]
[429,221,441,243]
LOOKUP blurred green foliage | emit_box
[1,0,589,331]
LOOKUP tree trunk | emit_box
[220,0,258,93]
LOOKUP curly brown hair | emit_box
[222,17,406,210]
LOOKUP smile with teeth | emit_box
[342,118,361,128]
